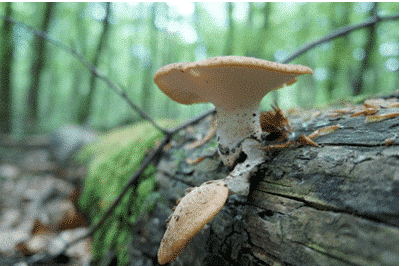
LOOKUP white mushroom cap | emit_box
[154,56,312,108]
[154,56,313,168]
[158,180,229,265]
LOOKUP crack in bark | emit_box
[254,190,397,227]
[294,241,361,266]
[320,142,399,147]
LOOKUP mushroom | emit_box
[158,180,229,265]
[154,56,313,169]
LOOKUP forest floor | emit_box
[0,135,92,266]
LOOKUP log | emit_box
[129,93,399,266]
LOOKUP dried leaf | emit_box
[308,124,341,139]
[351,108,379,117]
[262,140,295,150]
[297,134,320,147]
[364,98,398,109]
[260,106,291,142]
[328,109,350,117]
[365,112,399,122]
[385,138,396,146]
[186,119,217,150]
[310,111,321,120]
[185,156,206,165]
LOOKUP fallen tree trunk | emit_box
[130,93,399,266]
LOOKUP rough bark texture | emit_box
[130,93,398,266]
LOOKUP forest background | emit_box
[0,2,399,136]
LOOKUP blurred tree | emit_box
[296,4,316,107]
[139,3,158,115]
[246,3,272,59]
[0,2,13,133]
[77,2,111,125]
[327,2,353,99]
[26,2,56,133]
[352,2,378,95]
[0,2,398,135]
[71,2,89,121]
[161,4,179,119]
[222,2,234,56]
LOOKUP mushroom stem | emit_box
[222,137,266,196]
[216,103,262,168]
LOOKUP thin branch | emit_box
[156,167,196,187]
[283,13,399,64]
[1,11,398,265]
[167,107,216,134]
[34,135,172,262]
[0,15,169,136]
[167,13,399,129]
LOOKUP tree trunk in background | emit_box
[327,2,352,100]
[100,48,116,128]
[296,4,316,108]
[222,2,235,56]
[139,3,158,116]
[0,2,13,134]
[77,2,111,125]
[261,3,272,60]
[26,2,55,133]
[255,3,276,104]
[243,3,253,57]
[245,3,278,104]
[246,3,271,60]
[71,2,88,122]
[161,33,178,119]
[352,3,378,96]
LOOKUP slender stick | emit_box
[166,108,216,134]
[169,13,399,130]
[283,14,399,64]
[59,135,171,254]
[1,12,398,265]
[0,15,169,136]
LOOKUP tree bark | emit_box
[26,2,56,132]
[139,2,158,117]
[130,92,399,266]
[78,2,111,125]
[352,3,378,96]
[222,2,235,56]
[327,3,352,100]
[0,2,14,133]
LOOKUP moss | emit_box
[76,119,181,264]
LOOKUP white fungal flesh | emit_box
[216,104,262,168]
[223,138,265,196]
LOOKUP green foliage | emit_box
[77,120,180,264]
[1,2,399,133]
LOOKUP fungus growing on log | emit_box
[158,180,229,265]
[154,56,313,169]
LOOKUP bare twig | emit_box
[0,15,169,136]
[1,11,398,265]
[47,135,172,260]
[283,13,399,64]
[167,13,399,129]
[2,13,398,136]
[167,107,216,134]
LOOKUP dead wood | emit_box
[130,93,399,266]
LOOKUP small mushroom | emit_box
[158,180,229,265]
[154,56,313,169]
